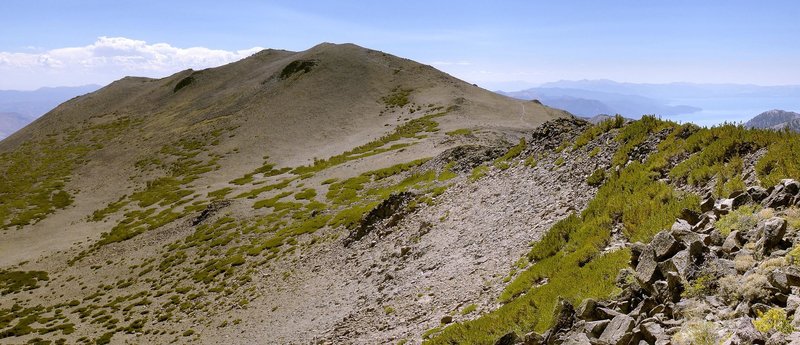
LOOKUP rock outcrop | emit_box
[514,179,800,345]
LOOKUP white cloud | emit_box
[0,37,263,90]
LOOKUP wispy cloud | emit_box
[0,37,263,89]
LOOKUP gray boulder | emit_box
[722,230,742,254]
[635,246,660,285]
[598,314,634,345]
[561,331,592,345]
[714,198,734,215]
[730,190,752,208]
[748,186,769,203]
[755,217,787,256]
[659,250,692,280]
[639,322,669,343]
[584,320,610,338]
[652,231,683,260]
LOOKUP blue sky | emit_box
[1,0,799,90]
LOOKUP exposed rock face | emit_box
[517,179,800,345]
[346,191,416,245]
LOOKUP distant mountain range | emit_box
[498,80,800,125]
[745,109,800,132]
[0,85,100,139]
[498,87,700,118]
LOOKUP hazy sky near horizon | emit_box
[1,0,799,90]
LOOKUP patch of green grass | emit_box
[586,168,605,187]
[573,115,625,149]
[494,138,526,170]
[757,137,800,186]
[382,87,412,108]
[0,270,49,295]
[469,165,488,182]
[716,204,762,236]
[460,304,477,315]
[292,112,446,175]
[553,157,564,166]
[294,188,317,200]
[446,128,473,136]
[207,187,232,200]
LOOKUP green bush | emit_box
[586,169,606,187]
[754,308,794,334]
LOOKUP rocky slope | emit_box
[523,179,800,345]
[746,109,800,132]
[0,43,569,344]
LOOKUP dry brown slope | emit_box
[0,43,570,345]
[0,42,567,264]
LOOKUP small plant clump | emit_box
[586,168,606,186]
[753,308,794,334]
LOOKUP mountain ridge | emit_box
[1,44,800,345]
[746,109,800,132]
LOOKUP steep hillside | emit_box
[0,43,568,344]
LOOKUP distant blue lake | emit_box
[662,96,800,127]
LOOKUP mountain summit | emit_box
[746,109,800,132]
[0,43,569,344]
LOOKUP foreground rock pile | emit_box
[514,179,800,345]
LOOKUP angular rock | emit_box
[652,231,683,260]
[640,322,668,343]
[701,195,716,213]
[494,332,519,345]
[577,298,600,321]
[671,219,693,236]
[767,332,788,345]
[784,266,800,287]
[596,307,623,320]
[765,188,794,209]
[584,320,610,337]
[755,217,787,256]
[598,314,635,345]
[734,317,765,344]
[786,295,800,314]
[629,298,656,319]
[522,332,543,345]
[659,250,692,279]
[714,198,733,215]
[784,179,800,195]
[635,246,660,285]
[561,331,592,345]
[693,214,712,231]
[748,186,769,203]
[722,230,742,254]
[679,208,701,226]
[769,270,791,294]
[730,190,751,208]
